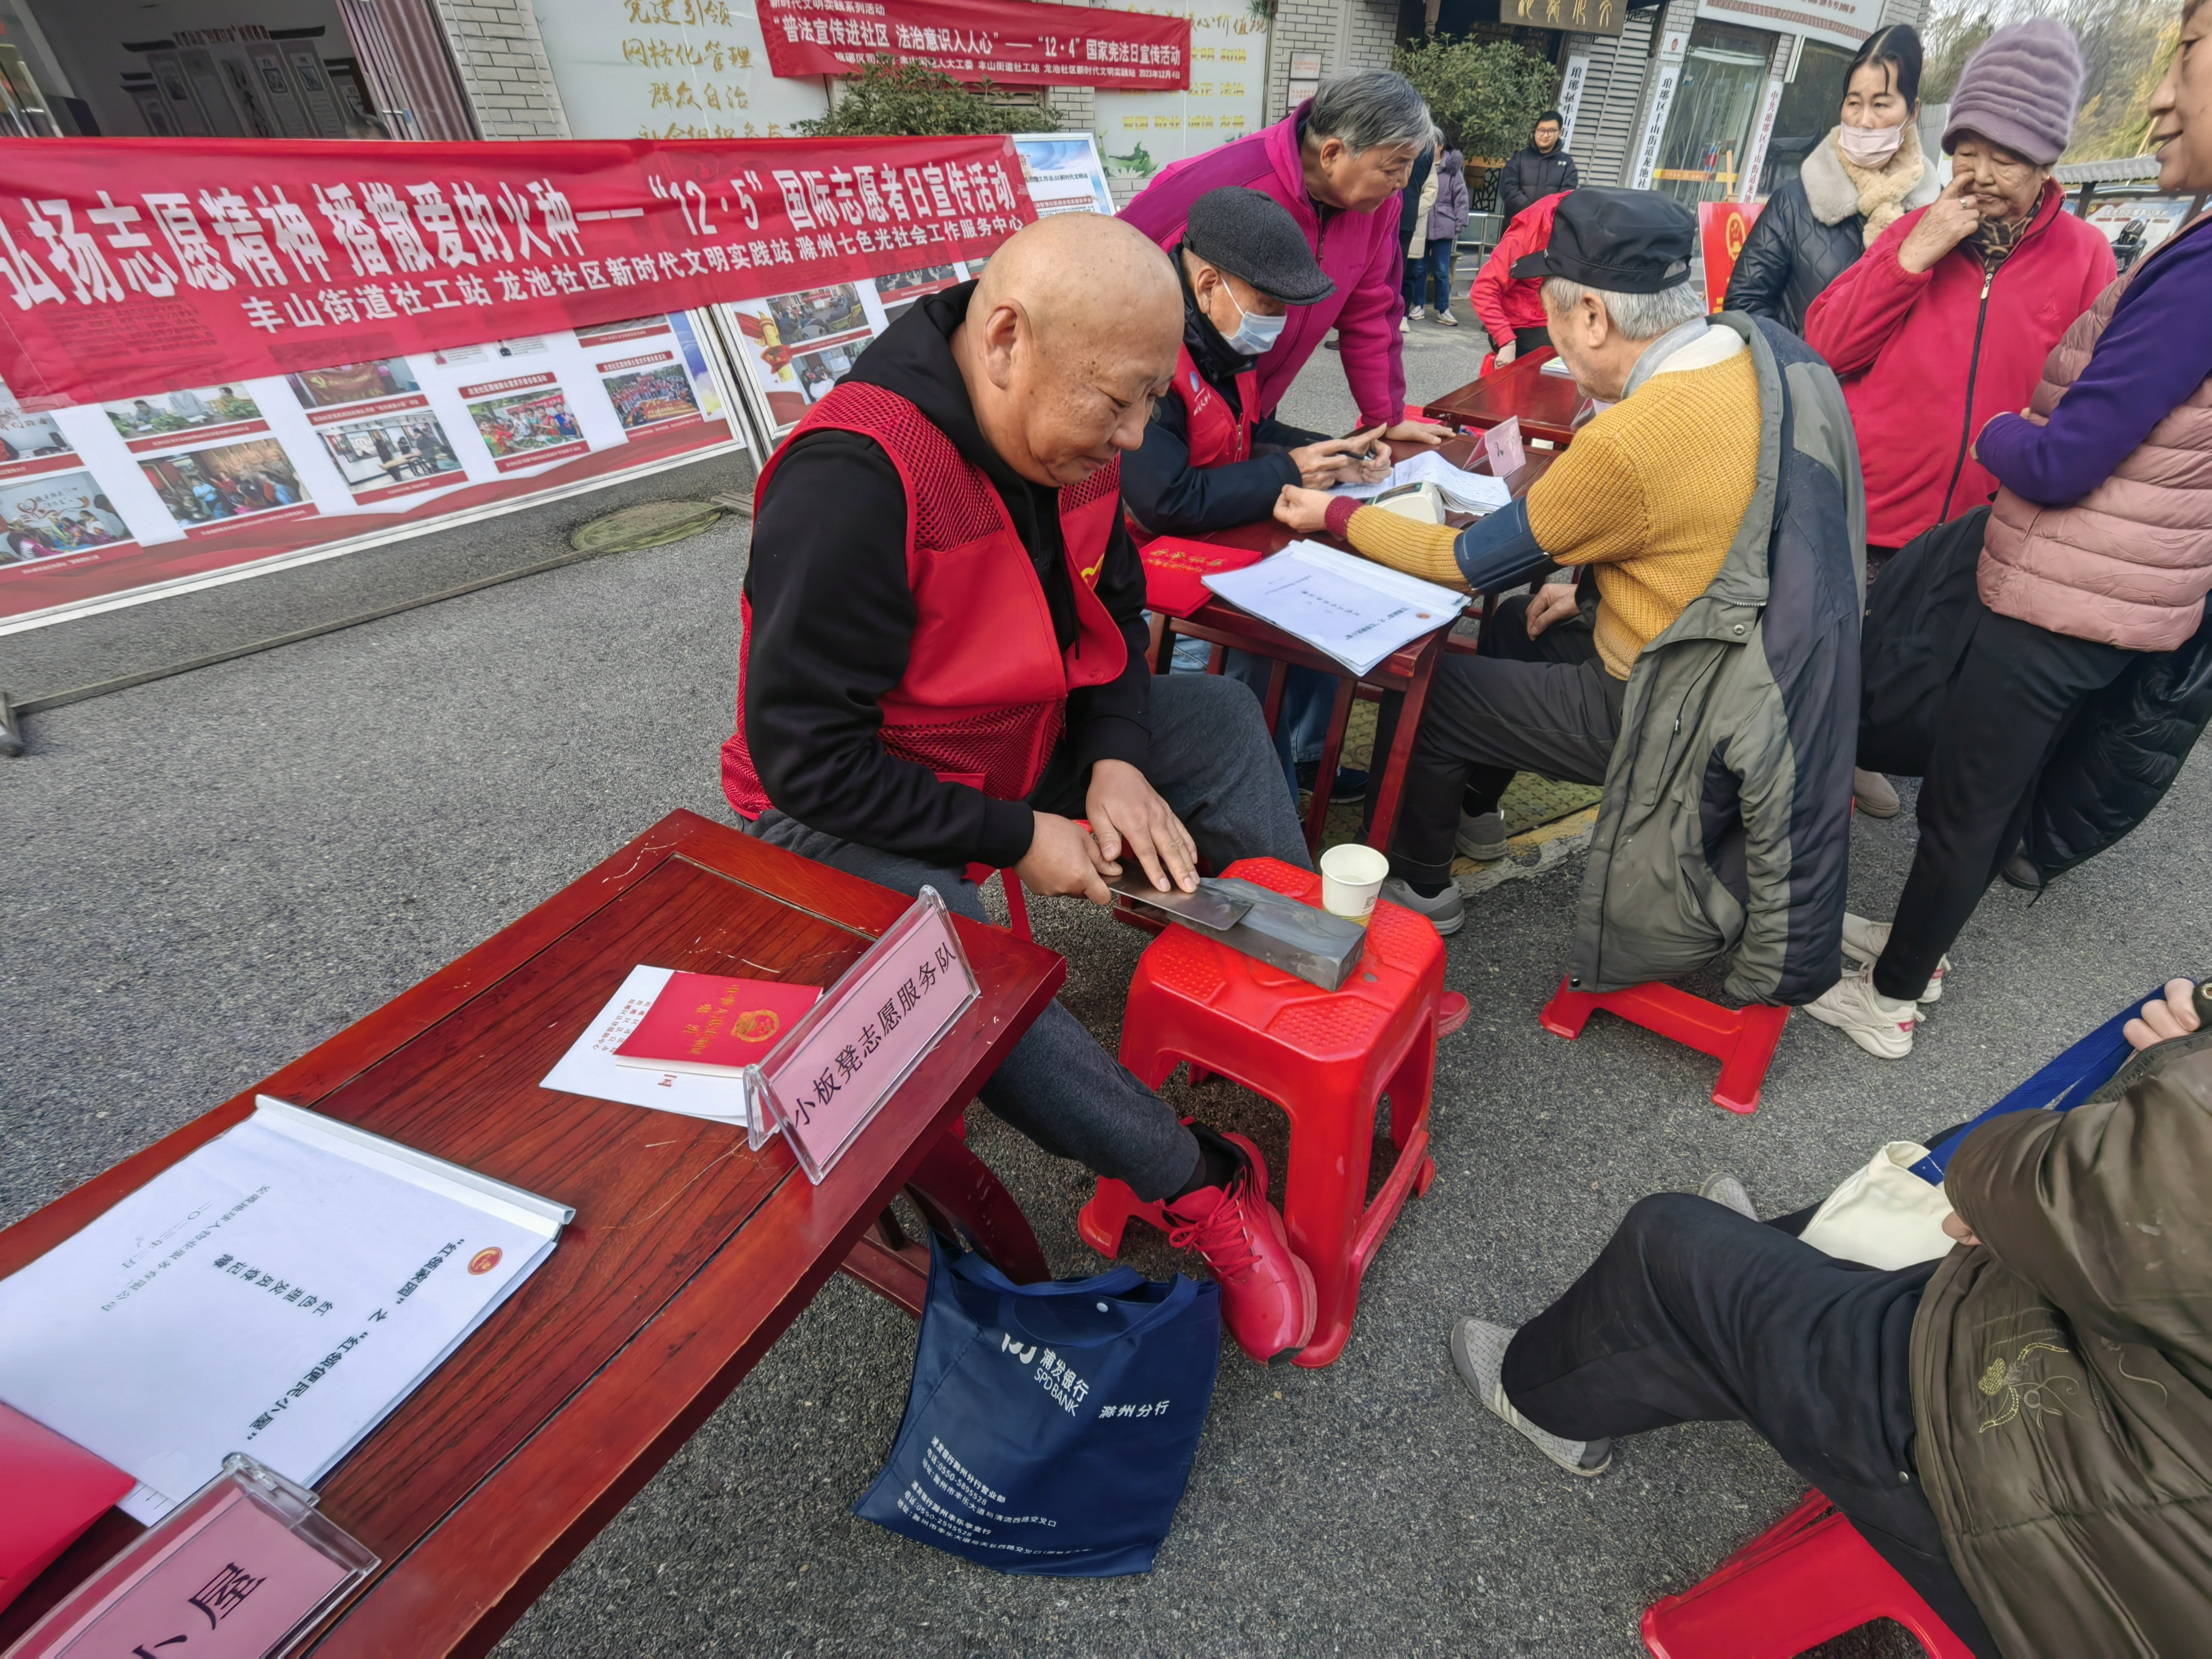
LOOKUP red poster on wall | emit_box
[1698,200,1763,314]
[759,0,1191,89]
[0,133,1037,409]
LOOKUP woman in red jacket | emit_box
[1805,19,2114,579]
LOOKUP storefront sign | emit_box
[1556,54,1591,149]
[1504,0,1628,38]
[1694,0,1877,52]
[1699,199,1762,312]
[1628,64,1680,192]
[1738,75,1786,203]
[0,133,1037,409]
[761,0,1191,89]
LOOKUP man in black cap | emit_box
[1122,186,1389,535]
[1272,187,1861,979]
[1122,185,1391,803]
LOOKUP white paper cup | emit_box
[1319,843,1390,925]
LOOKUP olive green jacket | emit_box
[1912,1035,2212,1656]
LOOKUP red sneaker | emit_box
[1166,1130,1317,1365]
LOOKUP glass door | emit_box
[1654,21,1775,205]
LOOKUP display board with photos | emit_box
[716,262,977,443]
[0,313,742,627]
[1093,1,1270,204]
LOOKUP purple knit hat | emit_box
[1942,18,2085,166]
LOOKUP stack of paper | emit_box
[1202,541,1467,676]
[1540,357,1576,376]
[0,1098,570,1522]
[1330,448,1512,514]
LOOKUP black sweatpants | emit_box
[1867,602,2131,1002]
[1368,591,1626,885]
[1500,1194,2001,1658]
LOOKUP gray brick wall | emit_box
[430,0,572,138]
[1266,0,1400,123]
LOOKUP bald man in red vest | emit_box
[722,215,1320,1363]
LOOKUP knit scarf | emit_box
[1830,123,1928,249]
[1971,212,2031,274]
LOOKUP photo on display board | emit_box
[765,284,870,346]
[0,472,131,563]
[138,439,306,529]
[315,410,465,499]
[791,340,866,406]
[0,409,77,466]
[103,385,264,441]
[876,263,963,299]
[600,358,701,432]
[467,389,583,460]
[285,358,421,410]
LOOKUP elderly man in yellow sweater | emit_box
[1276,188,1760,935]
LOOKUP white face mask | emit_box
[1216,284,1287,356]
[1838,120,1907,167]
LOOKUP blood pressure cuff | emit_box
[1452,497,1556,593]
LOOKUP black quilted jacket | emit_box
[1722,177,1867,337]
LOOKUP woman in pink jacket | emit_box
[1806,6,2212,1061]
[1805,20,2114,575]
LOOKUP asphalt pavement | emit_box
[6,315,2203,1657]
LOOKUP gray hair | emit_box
[1540,275,1706,341]
[1306,70,1433,155]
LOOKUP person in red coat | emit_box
[1805,19,2114,579]
[1469,191,1565,366]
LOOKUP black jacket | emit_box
[741,282,1152,870]
[1858,507,2212,883]
[1722,177,1866,337]
[1497,145,1577,227]
[1121,262,1327,535]
[1723,141,1938,336]
[1396,145,1435,252]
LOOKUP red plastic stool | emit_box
[1642,1492,1979,1658]
[1539,978,1789,1115]
[1077,857,1444,1367]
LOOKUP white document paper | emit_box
[0,1099,568,1522]
[1541,356,1576,376]
[1330,448,1511,513]
[1202,541,1467,676]
[538,963,756,1127]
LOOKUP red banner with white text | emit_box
[0,135,1036,409]
[759,0,1191,88]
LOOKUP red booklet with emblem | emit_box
[611,972,822,1077]
[1139,535,1267,618]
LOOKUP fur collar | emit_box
[1800,125,1938,245]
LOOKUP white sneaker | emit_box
[1401,315,1411,334]
[1409,304,1425,320]
[1839,912,1947,1003]
[1805,964,1917,1059]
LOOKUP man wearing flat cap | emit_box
[1124,186,1389,535]
[1275,189,1861,1019]
[1123,186,1393,801]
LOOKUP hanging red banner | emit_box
[759,0,1191,89]
[0,134,1037,409]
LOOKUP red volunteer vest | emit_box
[720,381,1128,819]
[1172,343,1257,468]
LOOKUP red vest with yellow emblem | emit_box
[720,381,1128,818]
[1172,343,1258,468]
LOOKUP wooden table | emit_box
[1158,436,1555,856]
[1420,347,1586,447]
[0,810,1063,1657]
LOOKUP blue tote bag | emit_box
[852,1230,1220,1576]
